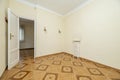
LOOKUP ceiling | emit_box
[20,0,89,15]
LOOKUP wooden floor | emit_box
[0,50,120,80]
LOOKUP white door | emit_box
[8,9,19,69]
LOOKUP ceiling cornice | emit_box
[64,0,94,16]
[17,0,93,16]
[36,5,63,16]
[17,0,63,16]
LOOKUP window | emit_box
[19,26,24,41]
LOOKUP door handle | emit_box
[10,33,14,40]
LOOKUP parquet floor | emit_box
[0,50,120,80]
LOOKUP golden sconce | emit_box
[58,29,61,33]
[44,27,47,32]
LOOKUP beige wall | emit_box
[36,9,65,56]
[0,0,8,77]
[20,21,34,49]
[64,0,120,69]
[9,0,65,57]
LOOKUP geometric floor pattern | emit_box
[0,50,120,80]
[61,66,73,73]
[76,75,92,80]
[87,68,104,76]
[10,71,30,80]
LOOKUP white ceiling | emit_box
[21,0,89,15]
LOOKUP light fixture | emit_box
[58,29,61,33]
[44,27,47,32]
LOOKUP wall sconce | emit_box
[58,29,61,33]
[44,27,47,32]
[5,17,8,23]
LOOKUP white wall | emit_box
[0,0,8,77]
[64,0,120,69]
[20,21,34,49]
[9,0,65,57]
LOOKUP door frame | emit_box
[19,16,37,59]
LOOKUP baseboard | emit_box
[35,52,65,59]
[64,52,120,71]
[20,48,34,50]
[0,66,7,79]
[35,52,120,72]
[80,57,120,71]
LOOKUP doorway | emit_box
[8,9,37,69]
[19,18,34,61]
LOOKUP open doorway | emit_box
[19,18,34,61]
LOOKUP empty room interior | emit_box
[19,18,34,61]
[0,0,120,80]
